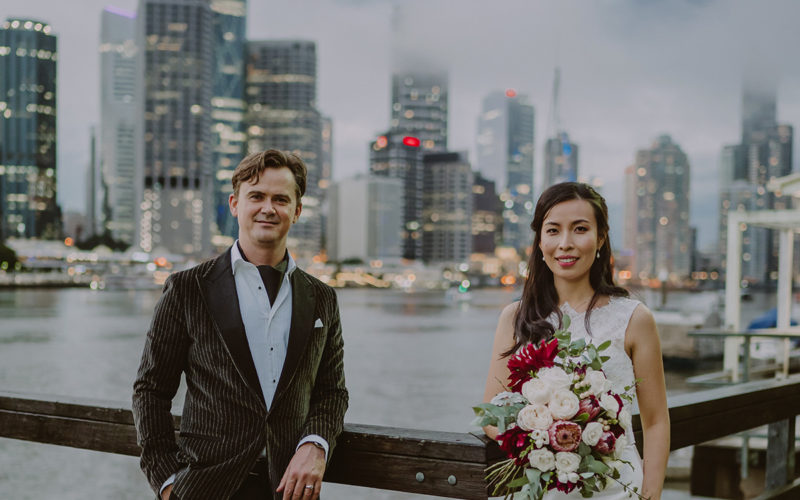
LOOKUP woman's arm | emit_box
[482,301,519,440]
[626,304,670,500]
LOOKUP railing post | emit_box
[765,417,796,489]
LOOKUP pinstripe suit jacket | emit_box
[132,248,348,500]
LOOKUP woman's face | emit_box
[539,198,603,286]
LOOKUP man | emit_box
[133,150,348,500]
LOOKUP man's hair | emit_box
[231,149,307,201]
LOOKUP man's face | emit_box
[229,167,302,252]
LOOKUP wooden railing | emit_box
[2,376,799,499]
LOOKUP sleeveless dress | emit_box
[540,296,644,499]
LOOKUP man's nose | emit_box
[260,200,276,214]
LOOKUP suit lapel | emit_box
[273,269,316,406]
[197,249,266,408]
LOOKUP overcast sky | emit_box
[3,0,800,251]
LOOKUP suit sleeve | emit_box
[301,286,348,459]
[132,274,189,493]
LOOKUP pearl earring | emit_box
[596,251,600,259]
[542,256,545,262]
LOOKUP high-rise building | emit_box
[210,0,246,243]
[327,174,403,262]
[137,0,214,256]
[472,173,501,255]
[319,115,332,253]
[369,131,424,260]
[390,72,448,152]
[99,7,138,244]
[0,18,60,240]
[476,90,535,255]
[543,133,579,188]
[85,127,99,237]
[627,135,692,282]
[719,78,794,285]
[422,152,473,264]
[245,40,322,259]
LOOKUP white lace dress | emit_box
[541,296,644,499]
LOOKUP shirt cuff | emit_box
[296,434,329,461]
[160,474,176,495]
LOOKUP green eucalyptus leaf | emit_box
[597,340,612,351]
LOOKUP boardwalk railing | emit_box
[2,376,800,499]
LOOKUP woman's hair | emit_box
[504,182,628,357]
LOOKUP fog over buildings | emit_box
[2,0,800,251]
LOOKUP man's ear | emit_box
[293,203,302,223]
[229,193,238,217]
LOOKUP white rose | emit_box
[599,393,620,418]
[554,451,581,474]
[581,421,605,446]
[530,428,550,448]
[548,389,580,420]
[516,404,553,431]
[618,407,632,430]
[528,448,556,471]
[584,369,611,396]
[537,366,572,392]
[522,378,553,405]
[557,471,580,484]
[614,434,629,459]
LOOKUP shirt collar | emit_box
[231,241,297,277]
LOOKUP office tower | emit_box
[99,7,138,244]
[210,0,246,243]
[718,78,794,285]
[421,152,474,264]
[319,115,332,253]
[627,135,691,281]
[543,134,579,188]
[0,18,60,240]
[472,173,500,255]
[369,131,424,260]
[245,40,322,259]
[138,0,214,256]
[476,90,535,255]
[85,127,99,236]
[390,72,448,152]
[327,174,403,262]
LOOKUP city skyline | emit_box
[2,0,800,252]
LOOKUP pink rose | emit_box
[548,420,582,452]
[593,430,617,455]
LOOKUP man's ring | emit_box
[305,485,314,489]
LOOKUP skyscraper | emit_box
[476,90,535,255]
[390,72,448,152]
[422,152,474,264]
[210,0,246,242]
[627,135,692,282]
[369,131,424,260]
[719,79,794,285]
[472,173,501,255]
[0,18,60,240]
[543,133,579,188]
[245,40,322,259]
[137,0,214,256]
[99,7,138,244]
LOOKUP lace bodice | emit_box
[549,296,641,408]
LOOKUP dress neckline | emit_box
[560,295,619,317]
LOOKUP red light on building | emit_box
[402,136,421,147]
[376,135,388,148]
[505,89,517,98]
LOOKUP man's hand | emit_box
[276,443,326,500]
[160,484,173,500]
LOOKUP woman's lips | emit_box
[556,256,578,268]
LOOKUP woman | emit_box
[483,183,670,499]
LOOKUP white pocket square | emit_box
[314,318,323,328]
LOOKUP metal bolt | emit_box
[447,475,457,486]
[415,472,425,482]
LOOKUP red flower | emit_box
[578,396,602,421]
[496,425,532,465]
[548,420,582,452]
[594,430,617,455]
[507,338,559,392]
[551,480,578,494]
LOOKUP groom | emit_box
[132,150,348,500]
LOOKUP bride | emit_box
[483,182,670,499]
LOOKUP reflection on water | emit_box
[0,287,733,499]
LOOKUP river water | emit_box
[0,286,748,499]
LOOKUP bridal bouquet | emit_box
[473,316,640,499]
